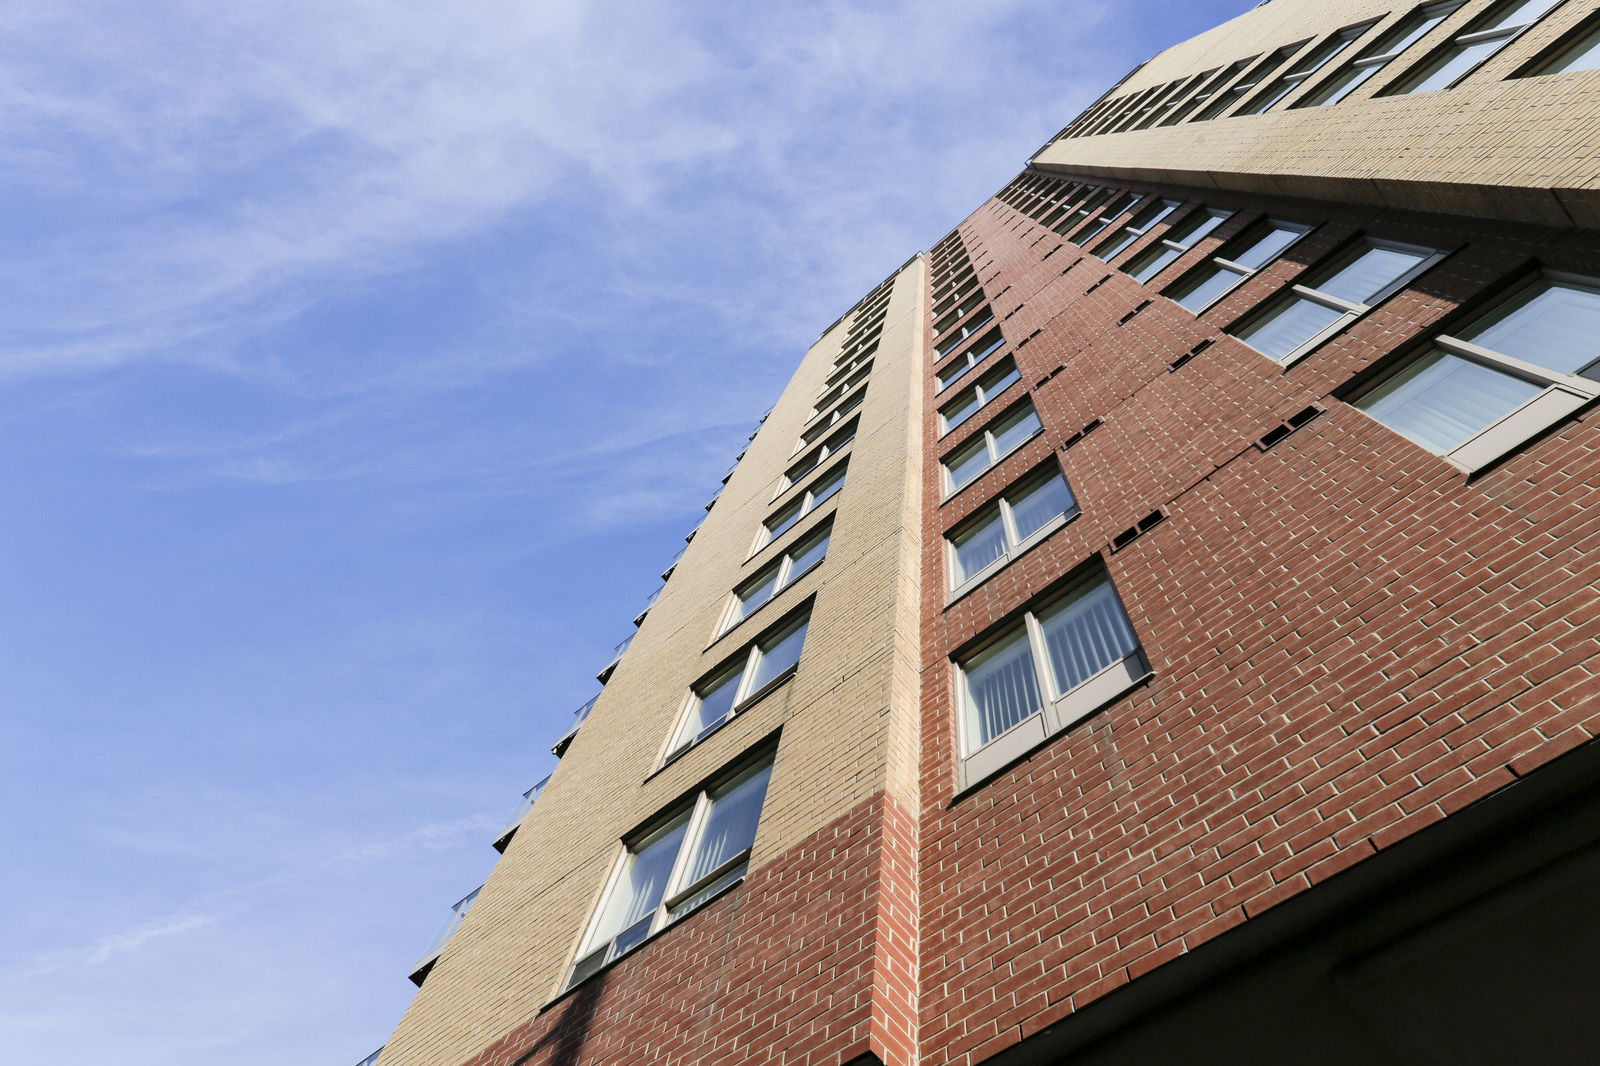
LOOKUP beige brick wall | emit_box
[375,258,928,1066]
[1035,0,1600,227]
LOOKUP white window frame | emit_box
[1195,43,1309,120]
[1237,22,1378,113]
[936,327,1006,392]
[938,357,1022,435]
[756,462,845,550]
[1123,207,1233,282]
[569,752,776,988]
[1164,57,1257,124]
[778,417,857,496]
[1389,0,1563,94]
[718,522,830,636]
[1230,237,1444,366]
[946,468,1080,600]
[941,401,1044,498]
[1351,269,1600,472]
[1071,192,1145,244]
[813,364,872,416]
[1165,219,1315,315]
[670,611,810,756]
[1055,186,1113,236]
[935,306,995,358]
[1297,2,1466,107]
[954,570,1149,790]
[795,388,864,454]
[934,289,987,336]
[1093,199,1182,262]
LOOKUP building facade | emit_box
[366,1,1600,1063]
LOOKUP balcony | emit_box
[407,886,482,987]
[662,544,687,580]
[492,774,550,853]
[596,633,633,684]
[354,1049,382,1066]
[633,586,662,627]
[552,694,598,757]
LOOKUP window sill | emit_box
[946,508,1079,609]
[652,665,798,777]
[953,654,1153,799]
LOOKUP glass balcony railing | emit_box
[596,633,634,684]
[552,694,599,757]
[662,544,687,580]
[633,587,662,626]
[408,886,482,986]
[354,1048,382,1066]
[492,774,550,852]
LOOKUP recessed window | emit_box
[672,612,810,754]
[1518,12,1600,74]
[939,357,1021,434]
[948,468,1079,592]
[1195,43,1307,120]
[760,463,845,547]
[1296,2,1465,106]
[1094,200,1181,262]
[1237,22,1378,112]
[936,327,1006,391]
[798,389,863,451]
[934,290,987,336]
[1055,187,1112,236]
[1163,57,1256,124]
[570,753,775,987]
[1072,192,1144,243]
[932,274,979,318]
[781,418,857,493]
[1230,238,1441,364]
[1387,0,1561,94]
[721,522,830,635]
[1166,220,1314,313]
[813,365,871,416]
[955,568,1147,787]
[935,307,995,358]
[942,402,1043,495]
[1124,207,1232,282]
[1351,272,1600,470]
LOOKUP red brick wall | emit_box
[915,178,1600,1064]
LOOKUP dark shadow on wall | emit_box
[514,974,606,1066]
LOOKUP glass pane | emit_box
[749,617,808,692]
[765,500,802,541]
[982,361,1021,399]
[733,565,782,622]
[1171,265,1241,312]
[1008,474,1076,541]
[1490,0,1562,30]
[941,390,981,432]
[786,527,829,581]
[1230,224,1304,270]
[680,762,773,887]
[1461,280,1600,375]
[1302,60,1379,106]
[991,406,1042,456]
[1095,228,1139,261]
[963,628,1044,748]
[945,438,992,491]
[593,818,689,943]
[1316,244,1428,303]
[682,666,742,745]
[951,512,1008,585]
[1038,578,1140,695]
[1234,296,1347,361]
[1403,37,1503,93]
[667,863,746,921]
[1542,25,1600,74]
[809,467,845,508]
[1130,244,1182,283]
[1357,349,1542,453]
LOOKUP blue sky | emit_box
[0,2,1252,1063]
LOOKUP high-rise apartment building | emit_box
[364,1,1600,1063]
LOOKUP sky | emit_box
[0,2,1253,1063]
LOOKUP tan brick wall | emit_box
[375,259,928,1066]
[1035,0,1600,227]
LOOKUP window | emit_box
[1124,208,1232,282]
[1139,68,1219,128]
[1518,12,1600,75]
[1388,0,1563,93]
[760,463,845,546]
[1352,272,1600,470]
[721,523,829,634]
[672,613,809,754]
[1094,200,1181,261]
[936,327,1006,391]
[942,402,1043,494]
[781,418,857,492]
[1237,22,1377,112]
[935,306,995,357]
[932,274,979,318]
[948,468,1078,592]
[1195,44,1307,120]
[1164,58,1256,124]
[1297,3,1464,106]
[1072,192,1144,244]
[939,357,1021,434]
[955,568,1146,787]
[1056,186,1111,236]
[813,365,870,416]
[934,289,986,335]
[570,754,775,986]
[798,389,863,450]
[1230,238,1441,364]
[1165,220,1313,313]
